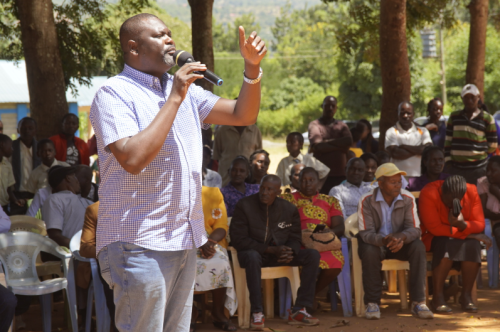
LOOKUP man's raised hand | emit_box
[239,26,267,66]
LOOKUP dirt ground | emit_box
[17,264,500,332]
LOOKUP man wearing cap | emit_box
[444,84,497,184]
[385,102,433,178]
[357,163,432,320]
[42,166,93,248]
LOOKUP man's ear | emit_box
[127,40,139,56]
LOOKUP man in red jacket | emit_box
[50,113,90,166]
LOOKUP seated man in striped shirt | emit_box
[444,84,498,184]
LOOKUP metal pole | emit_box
[439,24,447,105]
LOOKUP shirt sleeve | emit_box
[444,115,454,161]
[211,189,229,232]
[41,195,65,231]
[384,127,397,148]
[0,207,10,233]
[275,158,287,183]
[26,190,42,217]
[25,171,38,194]
[329,197,343,218]
[476,176,488,195]
[420,127,433,145]
[328,187,345,216]
[80,203,98,259]
[305,155,330,179]
[188,84,221,130]
[256,127,263,150]
[308,121,323,145]
[89,85,141,151]
[485,114,498,154]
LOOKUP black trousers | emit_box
[357,237,427,304]
[237,248,320,313]
[0,284,16,332]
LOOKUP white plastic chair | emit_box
[9,216,63,278]
[70,230,111,332]
[0,231,78,332]
[228,246,300,329]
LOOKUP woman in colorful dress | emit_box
[282,167,344,307]
[192,186,237,331]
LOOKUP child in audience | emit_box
[275,132,329,187]
[26,139,70,194]
[50,113,90,166]
[477,156,500,249]
[0,134,24,215]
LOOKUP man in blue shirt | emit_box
[357,164,432,320]
[90,13,267,332]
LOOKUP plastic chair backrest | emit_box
[69,230,82,252]
[9,215,47,236]
[0,232,69,287]
[344,212,359,238]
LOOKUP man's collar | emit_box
[288,153,304,161]
[123,64,169,91]
[460,108,483,120]
[345,181,362,188]
[396,121,416,133]
[375,188,403,205]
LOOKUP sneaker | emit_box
[250,312,265,331]
[287,307,319,326]
[412,302,434,319]
[365,303,381,320]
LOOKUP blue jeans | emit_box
[98,242,196,332]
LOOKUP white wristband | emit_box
[243,67,263,84]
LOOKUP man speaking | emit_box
[89,13,266,332]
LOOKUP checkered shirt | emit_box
[90,64,220,254]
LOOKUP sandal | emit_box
[213,320,238,331]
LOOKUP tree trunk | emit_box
[188,0,215,92]
[466,0,489,99]
[378,0,411,149]
[15,0,68,139]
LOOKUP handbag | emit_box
[301,228,341,252]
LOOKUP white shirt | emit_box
[19,141,33,192]
[41,190,92,239]
[385,122,432,177]
[26,159,70,194]
[275,153,330,186]
[26,187,51,218]
[329,181,376,218]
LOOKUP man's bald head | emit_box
[119,13,160,54]
[261,174,281,187]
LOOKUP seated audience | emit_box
[221,156,260,217]
[282,168,344,308]
[275,132,329,187]
[26,138,70,194]
[79,201,117,332]
[0,134,24,215]
[192,187,237,331]
[385,102,432,177]
[0,207,17,331]
[423,98,446,149]
[419,175,490,313]
[281,163,305,194]
[375,150,390,165]
[11,117,41,214]
[50,113,90,166]
[356,119,378,153]
[444,84,497,184]
[76,165,98,202]
[349,127,363,158]
[42,166,93,248]
[248,150,270,185]
[202,145,222,188]
[329,158,375,218]
[407,146,449,192]
[358,163,432,320]
[230,175,320,329]
[360,153,380,183]
[477,156,500,250]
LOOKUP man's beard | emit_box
[163,52,176,67]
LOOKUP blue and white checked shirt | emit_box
[90,65,220,254]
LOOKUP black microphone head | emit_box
[173,50,194,66]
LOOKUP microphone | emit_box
[173,50,223,86]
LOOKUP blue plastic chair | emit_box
[278,237,352,318]
[70,230,111,332]
[485,219,499,288]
